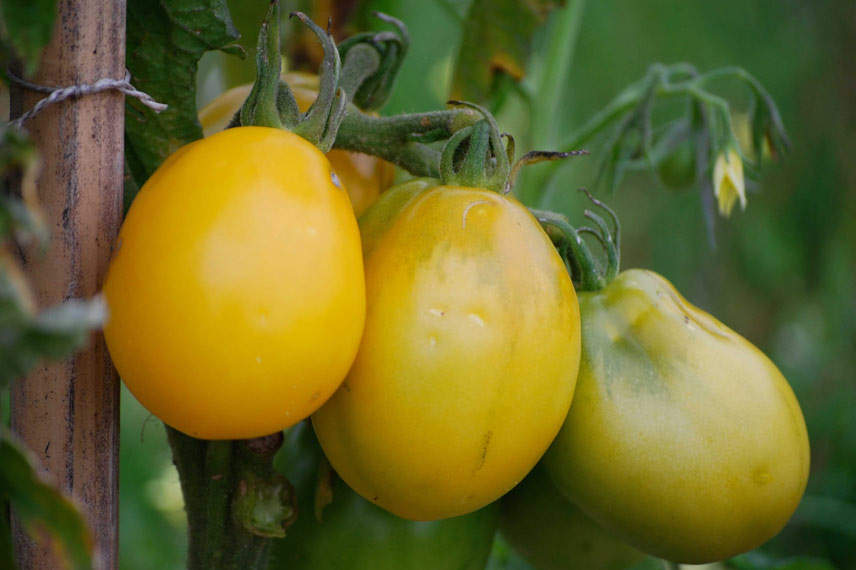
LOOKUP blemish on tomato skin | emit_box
[474,430,492,473]
[753,468,773,485]
[311,391,321,401]
[468,313,486,327]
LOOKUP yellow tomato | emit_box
[312,179,581,521]
[103,127,365,440]
[198,72,394,216]
[544,269,810,564]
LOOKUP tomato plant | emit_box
[4,0,821,569]
[103,126,365,439]
[311,157,581,520]
[271,420,498,569]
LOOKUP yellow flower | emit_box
[713,149,746,217]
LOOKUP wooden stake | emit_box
[9,0,126,568]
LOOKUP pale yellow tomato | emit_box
[103,126,365,440]
[198,72,394,216]
[544,269,810,564]
[312,179,581,521]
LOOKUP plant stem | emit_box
[532,0,585,151]
[517,0,585,205]
[166,428,291,570]
[661,561,681,570]
[334,106,479,176]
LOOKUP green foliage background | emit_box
[91,1,854,569]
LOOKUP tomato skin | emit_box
[499,463,647,570]
[270,421,498,569]
[102,126,365,440]
[544,269,810,564]
[312,181,581,521]
[198,73,395,216]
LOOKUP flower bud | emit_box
[713,148,746,217]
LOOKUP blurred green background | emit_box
[116,1,855,569]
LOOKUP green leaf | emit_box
[124,0,240,189]
[450,0,565,103]
[0,430,94,570]
[0,0,58,75]
[1,496,15,570]
[0,257,105,390]
[0,126,48,247]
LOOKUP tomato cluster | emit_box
[102,11,809,569]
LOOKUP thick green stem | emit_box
[531,0,585,151]
[661,561,681,570]
[516,0,585,204]
[333,106,479,176]
[166,428,293,570]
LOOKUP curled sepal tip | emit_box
[288,11,343,152]
[338,12,410,110]
[531,189,621,292]
[509,149,590,194]
[239,1,284,129]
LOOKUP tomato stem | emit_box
[167,428,294,570]
[334,105,480,177]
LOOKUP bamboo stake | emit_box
[9,0,126,568]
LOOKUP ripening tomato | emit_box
[544,269,810,564]
[312,179,581,521]
[499,463,648,570]
[270,421,498,569]
[102,126,365,440]
[198,72,394,216]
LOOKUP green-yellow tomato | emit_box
[312,179,581,521]
[103,127,365,439]
[544,269,810,564]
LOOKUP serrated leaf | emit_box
[450,0,565,103]
[0,0,58,76]
[124,0,240,189]
[0,430,94,570]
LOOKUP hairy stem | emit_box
[334,106,479,176]
[166,428,290,570]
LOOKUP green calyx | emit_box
[238,3,348,152]
[439,101,511,193]
[532,189,621,292]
